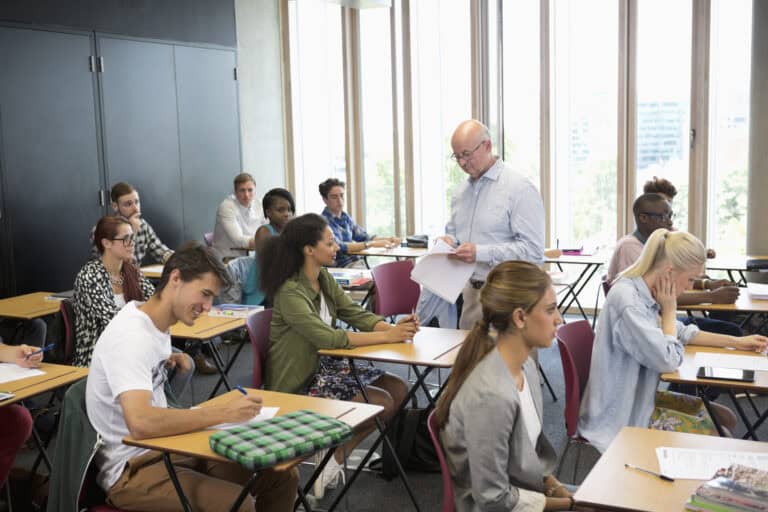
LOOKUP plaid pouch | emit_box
[209,409,353,471]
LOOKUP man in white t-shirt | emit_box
[86,242,298,512]
[213,173,265,260]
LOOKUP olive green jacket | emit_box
[265,268,383,393]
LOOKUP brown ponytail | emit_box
[434,261,551,429]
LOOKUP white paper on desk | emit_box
[656,447,768,479]
[693,352,768,372]
[410,240,475,303]
[0,363,45,384]
[748,282,768,299]
[206,406,280,430]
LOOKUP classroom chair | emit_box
[246,308,272,388]
[591,275,612,330]
[426,410,454,512]
[554,320,595,484]
[203,231,214,248]
[59,299,76,365]
[370,259,420,321]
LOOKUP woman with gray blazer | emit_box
[434,261,575,511]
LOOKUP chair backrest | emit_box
[370,260,420,318]
[203,232,214,247]
[246,309,273,388]
[555,320,595,438]
[601,275,612,297]
[60,298,76,365]
[426,410,455,512]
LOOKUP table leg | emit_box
[726,390,759,440]
[697,387,726,437]
[296,445,335,508]
[560,264,601,316]
[162,453,193,512]
[229,472,260,512]
[205,340,233,399]
[210,336,248,397]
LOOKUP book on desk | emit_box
[208,304,264,318]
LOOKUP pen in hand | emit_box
[234,385,248,396]
[26,343,55,359]
[624,463,674,482]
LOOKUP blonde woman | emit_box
[435,261,575,512]
[579,229,767,452]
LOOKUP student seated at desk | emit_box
[221,188,295,306]
[0,340,41,491]
[260,213,415,498]
[85,243,298,512]
[434,261,575,512]
[579,229,767,453]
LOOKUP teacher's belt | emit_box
[469,279,485,289]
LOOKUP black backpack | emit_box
[380,406,441,479]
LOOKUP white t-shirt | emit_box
[85,301,171,491]
[212,195,265,259]
[517,374,542,448]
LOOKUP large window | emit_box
[410,0,472,237]
[634,0,693,231]
[288,0,346,215]
[707,0,752,256]
[552,0,618,250]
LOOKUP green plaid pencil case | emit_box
[209,409,353,471]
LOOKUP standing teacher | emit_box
[441,120,545,330]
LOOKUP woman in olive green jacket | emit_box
[260,213,418,496]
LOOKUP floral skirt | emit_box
[649,390,718,435]
[306,356,384,401]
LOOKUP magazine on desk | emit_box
[208,304,264,318]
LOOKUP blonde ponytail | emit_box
[620,228,706,279]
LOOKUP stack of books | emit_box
[686,464,768,512]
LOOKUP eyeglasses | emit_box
[640,211,674,222]
[111,235,136,246]
[450,140,487,163]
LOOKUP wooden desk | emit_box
[1,362,88,407]
[707,255,768,285]
[661,345,768,439]
[0,292,60,320]
[170,314,246,396]
[680,293,768,314]
[575,426,768,512]
[347,245,427,269]
[124,389,383,512]
[544,255,606,317]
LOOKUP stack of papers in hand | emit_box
[747,283,768,300]
[686,464,768,512]
[411,239,475,303]
[208,304,264,318]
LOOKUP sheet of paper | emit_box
[656,447,768,480]
[693,352,768,372]
[410,240,474,303]
[0,363,45,384]
[206,406,280,430]
[748,282,768,300]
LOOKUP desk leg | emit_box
[698,388,726,437]
[29,427,52,473]
[229,472,260,512]
[162,453,193,512]
[294,447,335,511]
[560,264,601,317]
[205,339,233,399]
[210,337,248,397]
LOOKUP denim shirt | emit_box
[322,207,370,267]
[578,276,699,452]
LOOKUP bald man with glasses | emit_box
[439,120,545,330]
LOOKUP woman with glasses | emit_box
[73,216,155,367]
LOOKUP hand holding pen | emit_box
[16,343,53,368]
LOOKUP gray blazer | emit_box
[440,349,557,512]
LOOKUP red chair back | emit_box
[426,410,455,512]
[60,298,76,365]
[555,320,595,438]
[370,260,420,318]
[601,275,612,297]
[203,232,214,247]
[246,309,273,388]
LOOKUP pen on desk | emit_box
[624,463,674,482]
[234,385,248,396]
[25,343,55,359]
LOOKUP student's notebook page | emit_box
[656,447,768,479]
[206,406,280,430]
[747,282,768,300]
[0,363,45,384]
[410,239,475,303]
[693,352,768,372]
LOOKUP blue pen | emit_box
[26,343,55,359]
[234,385,248,396]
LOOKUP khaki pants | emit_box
[107,451,299,512]
[459,282,483,330]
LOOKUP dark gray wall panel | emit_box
[0,26,103,293]
[0,0,236,46]
[98,35,184,251]
[175,45,241,242]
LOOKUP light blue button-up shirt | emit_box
[578,276,699,452]
[445,159,544,280]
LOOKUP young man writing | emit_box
[85,242,298,511]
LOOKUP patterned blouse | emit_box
[72,258,155,367]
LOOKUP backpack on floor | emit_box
[380,406,441,479]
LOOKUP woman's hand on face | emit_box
[652,270,677,313]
